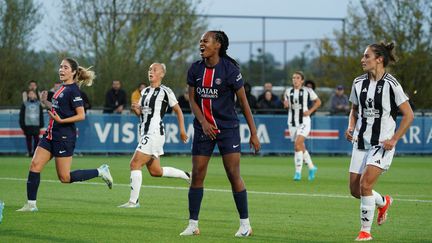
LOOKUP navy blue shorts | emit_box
[38,136,75,157]
[192,128,241,156]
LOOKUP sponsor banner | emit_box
[0,114,431,154]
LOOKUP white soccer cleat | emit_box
[98,164,113,189]
[185,171,191,184]
[16,203,38,212]
[235,224,253,237]
[179,220,200,236]
[118,201,140,208]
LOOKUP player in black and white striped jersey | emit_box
[345,42,414,241]
[283,71,321,181]
[118,63,190,208]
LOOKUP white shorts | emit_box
[288,123,311,140]
[135,134,165,158]
[349,145,395,174]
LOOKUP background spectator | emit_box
[236,82,257,112]
[19,90,44,157]
[22,80,41,102]
[257,82,281,105]
[257,90,280,114]
[47,80,63,102]
[80,89,92,113]
[103,80,127,114]
[330,85,350,115]
[177,86,190,113]
[131,82,147,105]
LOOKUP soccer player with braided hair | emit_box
[345,42,413,241]
[180,30,261,237]
[17,58,113,212]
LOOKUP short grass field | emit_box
[0,155,431,242]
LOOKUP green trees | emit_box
[316,0,432,109]
[55,0,206,106]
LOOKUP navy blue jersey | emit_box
[187,57,244,130]
[45,83,83,141]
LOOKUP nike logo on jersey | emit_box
[232,144,240,148]
[196,78,202,81]
[59,150,66,154]
[362,88,368,92]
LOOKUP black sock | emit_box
[27,171,40,200]
[188,187,204,220]
[233,189,249,219]
[70,169,98,183]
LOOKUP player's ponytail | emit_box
[64,58,95,87]
[210,30,239,68]
[369,41,398,67]
[76,66,95,87]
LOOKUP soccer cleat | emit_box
[355,231,372,241]
[185,171,191,184]
[293,172,301,181]
[179,221,200,236]
[235,224,253,237]
[118,201,140,208]
[308,166,318,181]
[98,164,113,189]
[377,195,393,225]
[16,203,38,212]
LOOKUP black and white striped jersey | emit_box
[283,87,318,127]
[349,73,408,149]
[138,85,178,136]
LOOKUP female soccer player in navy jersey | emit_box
[179,31,261,237]
[118,62,190,208]
[17,58,113,212]
[345,42,413,241]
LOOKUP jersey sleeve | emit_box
[71,87,84,108]
[166,87,179,107]
[349,82,358,105]
[307,87,318,100]
[391,83,409,106]
[227,65,244,91]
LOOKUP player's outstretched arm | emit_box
[172,104,188,143]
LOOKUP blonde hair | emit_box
[76,66,95,87]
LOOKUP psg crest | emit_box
[215,78,222,85]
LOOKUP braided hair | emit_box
[209,30,239,68]
[368,42,398,67]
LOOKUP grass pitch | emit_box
[0,155,431,242]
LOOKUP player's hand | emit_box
[381,138,397,150]
[201,120,217,140]
[48,110,63,123]
[345,127,354,142]
[303,110,312,117]
[180,130,188,143]
[249,133,261,154]
[283,100,289,109]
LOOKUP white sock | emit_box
[303,150,315,169]
[360,195,375,233]
[162,167,189,180]
[189,219,198,227]
[294,151,303,173]
[129,170,142,204]
[240,218,250,227]
[28,200,36,207]
[372,190,385,207]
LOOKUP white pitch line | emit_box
[1,177,431,203]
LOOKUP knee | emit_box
[360,181,373,194]
[129,160,141,170]
[30,160,42,172]
[58,174,71,183]
[294,142,303,152]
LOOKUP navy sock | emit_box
[188,187,204,220]
[27,171,40,200]
[233,189,249,219]
[70,169,98,183]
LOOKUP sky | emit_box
[32,0,352,63]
